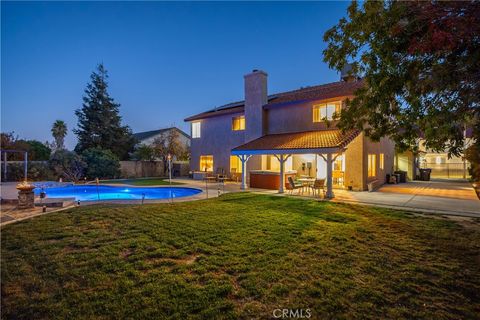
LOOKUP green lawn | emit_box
[2,193,480,319]
[101,177,184,186]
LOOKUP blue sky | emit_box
[1,1,349,149]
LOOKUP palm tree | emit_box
[51,120,67,150]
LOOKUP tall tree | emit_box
[74,64,136,160]
[323,1,479,157]
[51,120,67,150]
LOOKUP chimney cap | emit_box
[341,63,358,82]
[245,69,268,78]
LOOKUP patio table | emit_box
[297,178,316,194]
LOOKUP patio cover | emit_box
[231,129,359,197]
[231,129,359,155]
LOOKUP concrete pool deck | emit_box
[1,178,479,225]
[0,180,229,226]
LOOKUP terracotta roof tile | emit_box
[232,129,359,152]
[184,80,363,121]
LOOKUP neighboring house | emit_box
[184,70,395,197]
[133,127,191,156]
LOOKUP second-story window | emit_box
[192,122,201,138]
[232,115,245,131]
[313,102,341,122]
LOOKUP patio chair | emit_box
[287,177,302,194]
[310,179,325,197]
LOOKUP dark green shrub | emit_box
[82,148,120,179]
[4,162,55,182]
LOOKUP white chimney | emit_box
[244,69,268,142]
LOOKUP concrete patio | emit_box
[332,180,480,217]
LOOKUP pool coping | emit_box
[33,181,230,206]
[35,184,207,205]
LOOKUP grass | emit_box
[100,177,184,186]
[2,193,480,319]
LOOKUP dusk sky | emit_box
[2,1,349,149]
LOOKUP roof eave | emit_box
[184,107,245,122]
[231,147,345,155]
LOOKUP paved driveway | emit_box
[333,180,480,217]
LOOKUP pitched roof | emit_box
[183,106,245,122]
[184,79,363,121]
[133,127,190,142]
[231,129,359,152]
[264,80,363,108]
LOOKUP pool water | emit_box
[34,185,202,201]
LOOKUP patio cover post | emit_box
[274,154,291,194]
[325,153,334,198]
[318,153,335,199]
[238,155,252,190]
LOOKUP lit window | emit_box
[232,116,245,131]
[333,155,343,171]
[368,154,376,177]
[230,155,242,173]
[379,153,384,170]
[199,155,213,172]
[192,122,201,138]
[313,102,341,122]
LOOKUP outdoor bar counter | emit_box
[249,170,297,190]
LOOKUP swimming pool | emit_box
[34,185,202,201]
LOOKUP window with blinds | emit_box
[232,116,245,131]
[192,122,201,138]
[313,102,341,122]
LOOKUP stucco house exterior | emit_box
[184,70,395,197]
[133,127,190,152]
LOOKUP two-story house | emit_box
[184,70,395,197]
